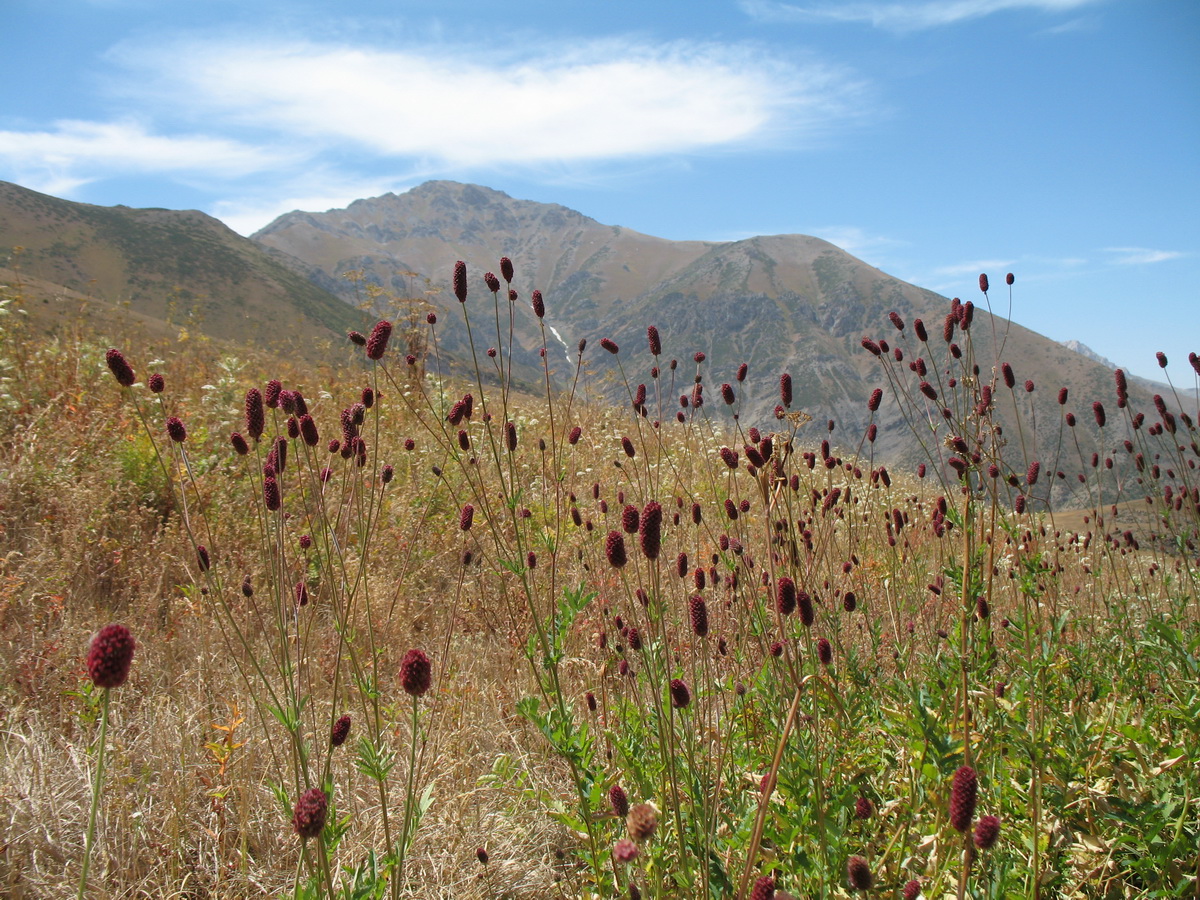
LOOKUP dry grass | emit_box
[0,269,1197,898]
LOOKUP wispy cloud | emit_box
[807,225,905,261]
[0,119,287,195]
[740,0,1103,31]
[108,36,868,167]
[1103,247,1186,266]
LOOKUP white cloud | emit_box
[0,119,285,192]
[110,37,868,167]
[740,0,1103,31]
[1103,247,1186,266]
[807,225,905,260]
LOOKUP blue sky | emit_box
[3,0,1197,379]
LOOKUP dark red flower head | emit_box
[366,320,393,360]
[749,875,775,900]
[484,271,500,293]
[453,261,468,303]
[166,417,187,443]
[331,714,352,747]
[605,531,628,568]
[949,765,978,832]
[87,623,135,688]
[600,338,619,354]
[148,373,165,393]
[1005,272,1014,286]
[500,256,514,283]
[847,855,873,890]
[669,678,691,709]
[638,501,662,560]
[978,273,989,293]
[868,388,883,412]
[348,330,367,346]
[973,814,1000,849]
[105,349,136,387]
[688,595,708,637]
[400,648,432,696]
[780,373,793,407]
[647,326,662,356]
[292,787,327,839]
[531,290,545,318]
[245,388,265,439]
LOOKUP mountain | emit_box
[0,181,370,355]
[254,180,1181,504]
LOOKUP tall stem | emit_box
[77,688,111,900]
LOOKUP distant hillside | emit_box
[254,181,1183,505]
[0,181,370,356]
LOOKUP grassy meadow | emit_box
[0,261,1197,899]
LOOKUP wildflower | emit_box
[531,290,545,318]
[1093,401,1106,427]
[750,876,775,900]
[855,796,874,819]
[242,388,265,440]
[366,320,393,360]
[846,855,873,890]
[292,788,327,839]
[613,838,640,863]
[868,388,882,412]
[639,501,662,560]
[105,349,136,387]
[196,545,210,571]
[609,784,630,817]
[476,846,490,865]
[299,414,319,447]
[949,765,978,832]
[798,591,814,627]
[453,261,467,302]
[459,504,474,531]
[605,531,627,568]
[331,715,351,747]
[147,373,164,393]
[669,678,691,709]
[818,638,833,666]
[87,624,135,689]
[647,326,662,355]
[688,595,708,637]
[978,273,989,293]
[780,373,793,407]
[399,649,432,697]
[348,330,366,346]
[294,581,308,607]
[903,879,922,900]
[974,814,1001,850]
[484,271,500,293]
[600,338,619,354]
[166,417,187,443]
[230,432,250,455]
[776,576,796,616]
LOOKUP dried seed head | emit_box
[453,261,468,303]
[399,648,432,696]
[331,714,351,747]
[626,802,658,842]
[292,788,327,839]
[949,765,978,832]
[846,855,873,890]
[87,623,135,688]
